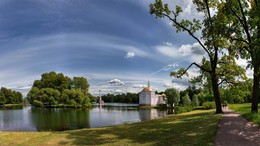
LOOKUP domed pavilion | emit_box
[139,81,166,106]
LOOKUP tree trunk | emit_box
[211,73,223,113]
[251,68,260,113]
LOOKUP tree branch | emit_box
[230,37,249,45]
[218,78,231,86]
[172,62,211,78]
[226,0,253,56]
[237,0,252,45]
[162,13,212,58]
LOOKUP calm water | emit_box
[0,103,167,131]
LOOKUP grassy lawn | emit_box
[0,110,220,146]
[229,103,260,126]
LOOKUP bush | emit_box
[175,106,193,114]
[69,100,77,107]
[32,100,43,108]
[202,102,216,110]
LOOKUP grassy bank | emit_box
[0,104,23,109]
[229,103,260,126]
[0,109,220,146]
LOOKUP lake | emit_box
[0,103,168,131]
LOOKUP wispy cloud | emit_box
[133,84,146,88]
[0,0,203,97]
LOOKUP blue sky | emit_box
[0,0,213,96]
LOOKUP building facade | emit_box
[139,81,166,106]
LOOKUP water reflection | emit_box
[0,106,36,131]
[0,104,168,131]
[30,108,90,131]
[139,109,167,121]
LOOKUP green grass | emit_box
[229,103,260,126]
[0,104,23,109]
[0,109,221,146]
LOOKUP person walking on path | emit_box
[215,107,260,146]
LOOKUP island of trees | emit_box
[0,87,23,107]
[27,71,95,108]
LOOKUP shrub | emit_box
[175,106,193,114]
[69,100,77,107]
[202,102,216,110]
[32,100,43,108]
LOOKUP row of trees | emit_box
[0,87,23,105]
[101,93,139,104]
[164,83,252,109]
[150,0,260,113]
[27,71,95,108]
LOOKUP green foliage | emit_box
[27,71,92,108]
[183,85,202,99]
[171,68,189,79]
[164,88,180,107]
[192,94,199,107]
[203,102,216,110]
[174,106,193,114]
[197,92,213,105]
[102,93,139,104]
[0,87,23,105]
[32,100,43,108]
[72,77,90,93]
[181,94,191,106]
[69,100,77,107]
[220,79,252,103]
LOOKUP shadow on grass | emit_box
[60,110,220,146]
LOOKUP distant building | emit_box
[139,81,166,106]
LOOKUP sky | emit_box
[0,0,251,96]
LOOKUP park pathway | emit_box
[215,107,260,146]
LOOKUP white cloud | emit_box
[125,51,135,58]
[155,45,179,58]
[236,58,253,78]
[114,89,124,94]
[108,79,124,86]
[133,84,146,88]
[163,41,173,46]
[179,44,192,56]
[155,42,205,63]
[236,58,248,68]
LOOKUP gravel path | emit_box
[215,107,260,146]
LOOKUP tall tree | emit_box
[218,0,260,113]
[150,0,247,113]
[150,0,226,113]
[165,88,180,108]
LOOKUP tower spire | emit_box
[148,80,150,88]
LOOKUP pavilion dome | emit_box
[142,86,152,92]
[142,80,152,92]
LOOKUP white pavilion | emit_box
[139,81,166,106]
